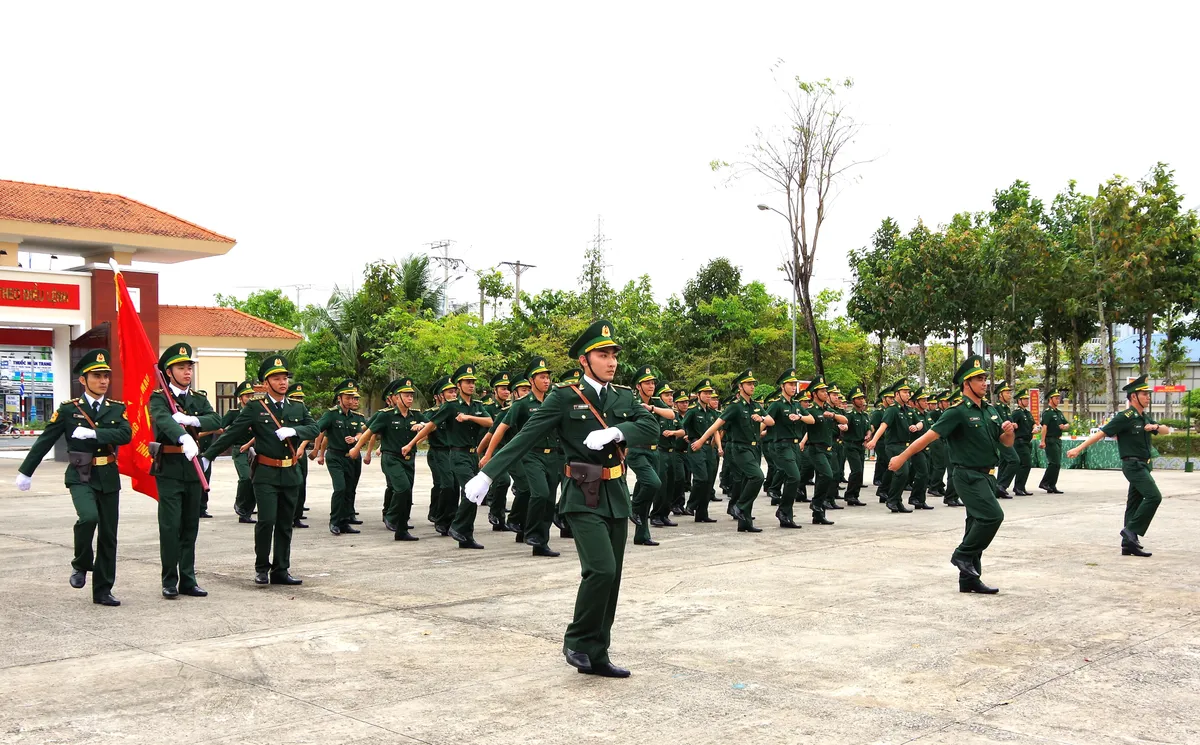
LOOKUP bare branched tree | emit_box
[715,75,867,376]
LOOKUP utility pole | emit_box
[498,260,536,312]
[427,239,464,317]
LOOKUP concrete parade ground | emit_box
[1,455,1198,745]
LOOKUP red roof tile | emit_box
[159,305,302,340]
[0,179,234,243]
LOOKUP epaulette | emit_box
[328,406,338,411]
[250,393,266,401]
[612,384,631,390]
[1123,409,1135,418]
[108,399,125,405]
[153,388,163,394]
[381,406,394,412]
[70,398,82,404]
[555,382,577,389]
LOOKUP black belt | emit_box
[449,447,477,453]
[537,447,563,455]
[1015,438,1031,444]
[429,445,449,450]
[1121,456,1148,464]
[962,466,993,474]
[382,450,413,460]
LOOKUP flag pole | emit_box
[110,260,210,492]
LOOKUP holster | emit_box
[148,442,163,475]
[68,451,94,484]
[567,461,602,508]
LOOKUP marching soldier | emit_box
[683,378,721,522]
[1010,389,1036,495]
[927,391,948,497]
[941,390,965,507]
[1068,375,1170,557]
[553,367,584,537]
[669,390,692,515]
[796,386,816,503]
[796,375,845,525]
[889,357,1014,594]
[317,380,368,535]
[870,388,895,488]
[479,371,513,530]
[351,378,422,541]
[829,384,848,488]
[993,381,1018,499]
[842,386,872,507]
[905,388,932,510]
[15,349,131,606]
[404,365,492,549]
[693,369,772,533]
[866,380,918,513]
[425,378,455,526]
[149,343,224,599]
[286,382,314,528]
[628,365,673,546]
[1038,390,1069,494]
[650,381,683,528]
[203,356,319,585]
[764,369,805,528]
[465,319,658,678]
[221,380,259,524]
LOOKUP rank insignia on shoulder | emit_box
[1124,409,1135,417]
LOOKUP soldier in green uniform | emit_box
[16,349,131,606]
[220,380,259,524]
[867,380,921,513]
[194,389,219,520]
[627,365,673,546]
[424,379,454,525]
[842,386,872,507]
[316,380,368,535]
[465,319,657,678]
[552,367,583,537]
[829,384,848,488]
[796,386,816,503]
[693,369,773,533]
[149,343,224,599]
[650,381,683,528]
[351,377,422,541]
[1009,389,1036,495]
[764,369,805,528]
[905,388,933,510]
[668,390,692,515]
[889,356,1014,594]
[762,386,783,506]
[871,388,895,488]
[1068,375,1170,557]
[941,391,965,507]
[203,356,319,585]
[926,391,948,497]
[478,371,513,530]
[683,378,721,522]
[1038,391,1069,493]
[481,357,562,557]
[992,381,1018,499]
[405,365,493,548]
[796,375,845,525]
[286,382,314,528]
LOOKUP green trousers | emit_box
[1013,441,1032,492]
[808,446,836,516]
[1042,439,1062,488]
[325,451,362,528]
[767,441,802,521]
[448,450,482,540]
[382,454,415,531]
[798,447,815,501]
[563,511,626,664]
[507,459,529,531]
[834,441,846,482]
[951,468,1004,576]
[627,447,661,542]
[252,480,298,575]
[731,443,765,529]
[156,476,203,591]
[522,450,562,549]
[685,446,718,518]
[293,455,308,522]
[907,451,930,506]
[652,450,684,520]
[233,451,255,516]
[871,447,887,487]
[427,447,452,524]
[928,441,946,492]
[996,444,1019,490]
[69,484,119,601]
[844,444,866,500]
[885,442,911,508]
[486,472,511,526]
[763,446,779,496]
[1121,459,1162,536]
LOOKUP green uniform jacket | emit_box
[150,389,224,482]
[880,403,918,450]
[1011,407,1035,441]
[844,407,872,446]
[766,397,805,442]
[430,397,489,449]
[317,407,369,453]
[481,381,658,518]
[504,393,560,450]
[367,406,423,456]
[1100,407,1159,460]
[203,396,319,486]
[681,405,717,447]
[719,397,767,446]
[931,397,1004,468]
[1040,407,1068,439]
[19,397,132,491]
[803,403,838,446]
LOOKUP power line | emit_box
[427,239,465,317]
[498,260,536,311]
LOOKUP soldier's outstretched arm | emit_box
[17,406,68,477]
[203,404,257,460]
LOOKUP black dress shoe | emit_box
[846,498,866,506]
[561,528,574,539]
[583,661,631,678]
[270,573,303,585]
[348,519,364,525]
[354,511,360,516]
[435,525,451,536]
[826,502,844,510]
[681,508,695,516]
[532,545,561,557]
[695,516,718,523]
[671,506,685,516]
[162,586,179,599]
[515,531,525,543]
[340,525,361,534]
[660,517,677,527]
[199,511,213,518]
[950,555,980,577]
[408,524,414,530]
[812,514,834,525]
[872,479,882,487]
[93,593,121,606]
[634,538,660,546]
[395,531,419,541]
[779,519,802,529]
[913,503,935,510]
[769,497,781,506]
[730,505,745,522]
[293,519,309,528]
[710,495,724,502]
[384,519,397,532]
[996,488,1011,499]
[458,538,485,549]
[505,521,522,533]
[564,649,592,672]
[959,576,1000,594]
[255,572,269,585]
[1122,545,1152,557]
[180,586,208,597]
[650,517,665,527]
[303,506,311,512]
[492,523,507,531]
[329,524,342,535]
[239,515,257,524]
[1048,488,1064,494]
[1120,527,1142,547]
[888,503,913,513]
[630,514,643,527]
[69,570,86,589]
[737,525,763,533]
[551,514,565,530]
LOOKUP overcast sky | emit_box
[4,2,1197,317]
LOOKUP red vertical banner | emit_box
[1030,388,1041,428]
[114,270,159,500]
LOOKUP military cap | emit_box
[285,382,304,399]
[881,382,896,398]
[512,376,531,389]
[914,386,928,400]
[525,357,551,379]
[74,348,113,377]
[654,381,673,397]
[569,319,621,359]
[557,368,583,385]
[632,365,657,385]
[237,380,257,398]
[452,364,478,384]
[1015,388,1029,399]
[775,368,800,387]
[386,378,416,397]
[732,369,757,387]
[438,376,457,393]
[159,342,196,371]
[490,371,512,389]
[693,377,716,394]
[335,379,360,396]
[890,378,910,393]
[829,383,842,396]
[1123,375,1151,395]
[808,374,828,391]
[995,379,1012,394]
[951,356,986,387]
[675,389,689,399]
[258,354,290,381]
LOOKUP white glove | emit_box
[179,433,199,461]
[584,428,624,451]
[464,472,493,504]
[15,473,31,491]
[201,457,211,472]
[72,426,97,440]
[172,412,201,427]
[275,426,297,441]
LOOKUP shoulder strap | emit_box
[570,384,626,465]
[258,399,298,461]
[73,401,116,455]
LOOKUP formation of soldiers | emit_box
[13,326,1173,676]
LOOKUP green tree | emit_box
[214,288,301,379]
[476,267,513,323]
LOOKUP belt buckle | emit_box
[649,445,656,451]
[750,441,757,446]
[543,448,552,454]
[469,448,476,454]
[93,456,110,466]
[281,458,294,467]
